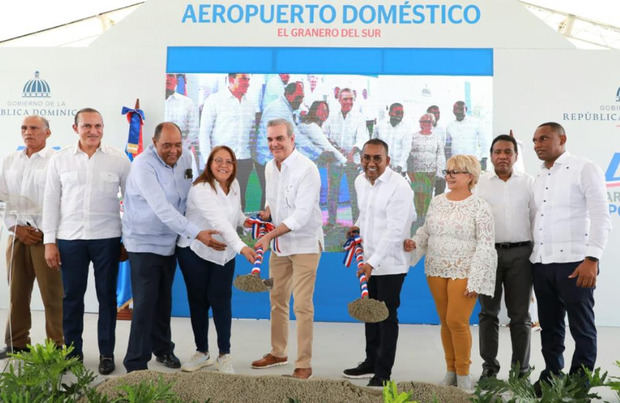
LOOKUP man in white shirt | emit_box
[374,103,413,175]
[199,73,258,210]
[476,134,534,380]
[530,122,611,391]
[0,116,62,359]
[427,105,447,195]
[446,101,489,170]
[42,108,130,375]
[164,74,199,150]
[323,88,369,226]
[342,139,414,387]
[250,119,323,380]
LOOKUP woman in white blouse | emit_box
[407,113,446,229]
[298,100,347,164]
[404,154,497,391]
[177,145,257,374]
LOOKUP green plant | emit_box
[0,340,95,402]
[606,361,620,400]
[383,380,417,403]
[471,366,609,403]
[111,377,181,403]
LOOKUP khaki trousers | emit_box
[269,252,320,369]
[5,236,64,348]
[427,276,477,375]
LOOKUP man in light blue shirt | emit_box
[122,122,223,372]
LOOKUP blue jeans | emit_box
[533,261,597,380]
[123,252,177,372]
[57,238,120,358]
[177,247,235,355]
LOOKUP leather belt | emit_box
[495,241,532,249]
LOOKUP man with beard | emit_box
[374,103,412,175]
[445,101,489,170]
[199,73,257,210]
[342,139,414,387]
[530,122,611,394]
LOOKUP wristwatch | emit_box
[585,256,599,263]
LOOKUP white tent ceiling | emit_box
[1,0,619,48]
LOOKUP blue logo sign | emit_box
[22,71,51,98]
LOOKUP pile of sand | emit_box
[95,370,471,402]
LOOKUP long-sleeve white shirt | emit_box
[530,152,611,264]
[323,110,369,162]
[446,116,489,160]
[374,120,413,171]
[265,149,324,256]
[297,122,347,164]
[354,168,415,275]
[165,92,199,143]
[0,147,55,230]
[177,179,247,265]
[199,88,256,160]
[476,170,534,243]
[42,143,130,243]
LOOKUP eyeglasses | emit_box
[362,155,384,163]
[419,120,433,123]
[443,169,469,177]
[213,157,235,166]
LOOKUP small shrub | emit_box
[383,380,417,403]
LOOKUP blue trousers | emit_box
[533,261,597,380]
[177,247,235,355]
[123,252,176,372]
[57,238,120,358]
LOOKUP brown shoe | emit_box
[292,367,313,379]
[251,353,288,369]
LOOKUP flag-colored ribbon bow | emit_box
[343,235,368,299]
[246,216,275,275]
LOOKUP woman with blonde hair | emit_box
[404,154,497,390]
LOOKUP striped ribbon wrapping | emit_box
[246,216,275,275]
[343,235,369,299]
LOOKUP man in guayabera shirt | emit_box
[42,108,130,375]
[530,122,611,394]
[0,116,62,359]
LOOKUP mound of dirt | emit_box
[95,370,471,403]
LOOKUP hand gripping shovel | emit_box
[233,217,274,292]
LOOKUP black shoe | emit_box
[156,352,181,369]
[479,368,498,382]
[98,355,115,375]
[367,375,388,387]
[343,361,374,379]
[0,345,29,359]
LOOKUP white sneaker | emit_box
[440,371,457,386]
[181,351,215,372]
[217,354,235,374]
[457,374,474,392]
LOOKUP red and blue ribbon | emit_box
[121,106,145,161]
[343,235,369,299]
[246,216,276,275]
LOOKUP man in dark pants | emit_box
[42,108,130,375]
[121,122,224,372]
[530,122,611,391]
[476,134,534,380]
[342,139,414,387]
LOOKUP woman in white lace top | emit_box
[404,154,497,391]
